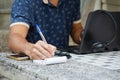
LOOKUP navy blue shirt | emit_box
[10,0,81,48]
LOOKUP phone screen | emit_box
[7,54,29,61]
[10,54,27,58]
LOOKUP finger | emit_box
[31,54,41,60]
[29,52,40,60]
[48,44,57,56]
[31,48,46,60]
[36,45,51,58]
[40,43,56,56]
[35,41,52,57]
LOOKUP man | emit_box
[8,0,83,59]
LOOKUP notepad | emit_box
[33,56,67,65]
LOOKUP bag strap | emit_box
[94,10,117,46]
[91,10,117,52]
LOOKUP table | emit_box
[0,51,120,80]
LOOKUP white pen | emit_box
[34,24,68,65]
[35,24,71,59]
[35,24,47,43]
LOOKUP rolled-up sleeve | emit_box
[10,0,34,28]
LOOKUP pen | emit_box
[35,24,47,44]
[35,24,71,59]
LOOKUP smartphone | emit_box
[7,54,30,61]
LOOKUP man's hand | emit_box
[26,40,56,60]
[8,24,56,60]
[70,22,83,44]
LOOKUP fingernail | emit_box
[51,52,55,56]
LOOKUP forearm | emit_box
[8,33,56,59]
[8,24,56,59]
[8,33,33,55]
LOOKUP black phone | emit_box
[7,54,29,61]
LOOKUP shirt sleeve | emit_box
[10,0,34,27]
[72,0,81,23]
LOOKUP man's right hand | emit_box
[8,24,56,60]
[26,40,56,60]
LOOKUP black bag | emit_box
[80,10,120,53]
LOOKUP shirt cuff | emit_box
[73,19,81,24]
[10,22,30,28]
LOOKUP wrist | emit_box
[24,42,34,56]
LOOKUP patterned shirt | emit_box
[10,0,81,48]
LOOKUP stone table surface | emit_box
[0,51,120,80]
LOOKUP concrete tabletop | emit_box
[0,51,120,80]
